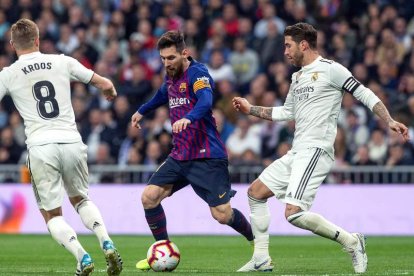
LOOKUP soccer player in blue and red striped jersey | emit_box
[131,31,253,270]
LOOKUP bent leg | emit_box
[141,184,173,241]
[285,204,357,248]
[210,202,253,241]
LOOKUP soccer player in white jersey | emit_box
[233,22,409,273]
[0,19,123,276]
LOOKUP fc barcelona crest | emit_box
[179,82,187,93]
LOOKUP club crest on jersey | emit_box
[179,82,187,93]
[311,72,318,82]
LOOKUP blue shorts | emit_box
[148,157,236,207]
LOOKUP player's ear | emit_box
[181,48,189,58]
[34,36,40,48]
[300,40,309,51]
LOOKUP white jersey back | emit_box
[0,52,94,148]
[272,56,380,157]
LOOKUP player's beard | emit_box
[166,61,184,79]
[292,50,304,67]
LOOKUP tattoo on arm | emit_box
[249,106,273,121]
[372,101,393,124]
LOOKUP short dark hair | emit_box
[157,30,186,52]
[284,22,317,49]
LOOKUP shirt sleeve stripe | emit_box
[342,77,361,94]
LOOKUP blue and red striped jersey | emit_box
[138,58,227,160]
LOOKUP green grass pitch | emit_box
[0,235,413,275]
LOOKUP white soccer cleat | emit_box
[345,233,368,274]
[237,256,274,272]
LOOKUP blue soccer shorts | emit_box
[148,156,236,207]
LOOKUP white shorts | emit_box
[27,142,89,211]
[259,148,333,211]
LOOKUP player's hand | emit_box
[232,97,251,114]
[172,118,191,133]
[131,112,143,129]
[389,120,409,141]
[103,88,117,101]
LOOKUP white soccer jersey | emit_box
[272,56,380,157]
[0,52,94,148]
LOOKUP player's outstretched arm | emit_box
[232,97,273,121]
[90,73,117,101]
[372,101,409,141]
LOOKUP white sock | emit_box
[248,195,271,260]
[287,211,357,248]
[76,200,111,248]
[47,216,86,262]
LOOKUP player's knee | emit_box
[247,178,272,200]
[285,204,303,220]
[210,205,232,224]
[212,211,230,224]
[141,188,162,208]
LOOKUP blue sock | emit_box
[228,208,254,241]
[144,204,168,241]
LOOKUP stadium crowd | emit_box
[1,0,414,183]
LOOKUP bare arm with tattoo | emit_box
[232,97,273,121]
[249,106,273,121]
[372,101,409,141]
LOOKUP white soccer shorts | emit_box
[259,147,334,211]
[27,142,89,211]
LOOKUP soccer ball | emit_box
[147,240,181,272]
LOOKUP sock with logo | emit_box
[76,200,111,247]
[248,195,271,259]
[227,208,254,241]
[47,216,87,262]
[287,211,357,248]
[145,204,169,240]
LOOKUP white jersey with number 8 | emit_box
[0,52,93,148]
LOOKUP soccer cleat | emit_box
[136,258,151,271]
[237,256,274,272]
[103,240,123,276]
[75,253,94,276]
[344,233,368,274]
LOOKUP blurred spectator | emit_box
[0,126,24,164]
[212,108,235,144]
[226,115,261,161]
[229,37,259,92]
[206,49,235,83]
[386,143,414,166]
[344,110,370,157]
[81,108,116,164]
[352,145,377,166]
[368,129,388,164]
[255,20,284,69]
[253,2,285,38]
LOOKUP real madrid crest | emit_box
[311,72,318,82]
[179,82,187,93]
